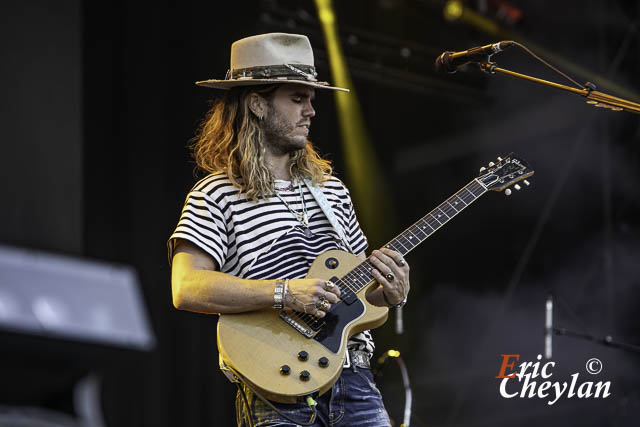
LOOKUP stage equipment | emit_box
[0,244,155,350]
[545,294,553,359]
[376,349,412,427]
[435,41,640,114]
[548,295,640,355]
[0,244,155,426]
[435,41,513,73]
[216,154,534,403]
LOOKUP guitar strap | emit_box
[304,178,354,253]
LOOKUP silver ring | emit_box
[325,281,335,290]
[397,258,406,267]
[385,272,395,281]
[315,298,330,311]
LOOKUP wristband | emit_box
[273,280,285,309]
[383,290,407,308]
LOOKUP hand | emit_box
[369,248,410,306]
[284,278,341,318]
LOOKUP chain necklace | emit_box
[275,181,312,238]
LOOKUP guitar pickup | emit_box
[330,277,357,305]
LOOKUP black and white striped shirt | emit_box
[168,173,375,353]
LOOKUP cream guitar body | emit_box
[217,249,389,403]
[216,154,534,404]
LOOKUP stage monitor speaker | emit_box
[0,244,155,352]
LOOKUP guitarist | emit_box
[169,33,410,426]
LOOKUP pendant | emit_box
[304,227,313,238]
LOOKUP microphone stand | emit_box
[478,61,640,114]
[553,327,640,355]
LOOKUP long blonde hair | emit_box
[190,85,333,200]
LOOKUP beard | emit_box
[261,105,308,155]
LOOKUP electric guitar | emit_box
[217,153,534,403]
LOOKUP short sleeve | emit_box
[167,190,229,268]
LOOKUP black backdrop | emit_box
[1,1,639,426]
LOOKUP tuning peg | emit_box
[523,180,530,186]
[488,162,495,167]
[479,166,487,173]
[497,157,503,161]
[514,184,521,191]
[505,189,512,196]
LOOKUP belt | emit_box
[343,349,371,370]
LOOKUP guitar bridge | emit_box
[279,312,318,338]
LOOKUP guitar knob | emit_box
[298,351,309,361]
[524,180,530,186]
[505,189,512,196]
[299,370,310,381]
[325,258,339,269]
[318,357,329,367]
[280,365,291,375]
[514,184,521,191]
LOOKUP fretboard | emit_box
[340,178,488,295]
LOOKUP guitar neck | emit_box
[342,178,488,293]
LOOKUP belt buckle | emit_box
[343,349,351,368]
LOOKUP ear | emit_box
[247,92,267,120]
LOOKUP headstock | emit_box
[477,153,534,195]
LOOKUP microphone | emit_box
[434,41,514,73]
[545,295,553,359]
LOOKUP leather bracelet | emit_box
[383,290,407,308]
[273,280,285,309]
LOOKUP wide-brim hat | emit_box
[196,33,349,92]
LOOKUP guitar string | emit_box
[293,179,486,326]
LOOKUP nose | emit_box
[303,100,315,118]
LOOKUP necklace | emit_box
[275,181,312,238]
[273,179,294,192]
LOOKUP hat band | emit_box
[226,64,318,81]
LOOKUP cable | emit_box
[236,382,254,427]
[511,41,586,90]
[227,365,318,426]
[376,350,412,427]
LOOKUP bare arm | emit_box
[171,240,340,316]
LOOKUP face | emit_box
[260,84,316,155]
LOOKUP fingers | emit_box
[370,248,410,305]
[285,279,340,317]
[370,249,400,279]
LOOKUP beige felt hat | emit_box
[196,33,349,92]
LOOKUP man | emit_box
[169,33,410,426]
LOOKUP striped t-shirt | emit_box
[168,173,375,353]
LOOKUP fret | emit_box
[444,199,460,213]
[385,241,404,253]
[409,224,428,240]
[435,206,450,220]
[469,181,485,197]
[453,194,467,207]
[426,215,441,230]
[460,186,476,201]
[417,219,435,235]
[343,179,490,294]
[390,237,410,253]
[395,234,415,252]
[403,228,421,244]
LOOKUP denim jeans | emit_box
[236,367,391,426]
